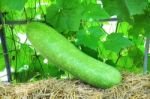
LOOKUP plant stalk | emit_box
[0,13,12,82]
[143,37,150,74]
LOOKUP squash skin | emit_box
[26,22,122,88]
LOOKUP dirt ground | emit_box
[0,72,150,99]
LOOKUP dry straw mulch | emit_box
[0,72,150,99]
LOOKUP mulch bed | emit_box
[0,72,150,99]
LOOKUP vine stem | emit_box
[34,51,44,72]
[0,13,12,82]
[9,26,18,79]
[143,37,150,74]
[115,50,122,64]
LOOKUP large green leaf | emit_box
[103,33,133,53]
[76,26,106,50]
[101,0,148,21]
[46,0,82,32]
[81,3,109,21]
[125,0,148,15]
[0,0,28,12]
[129,14,150,38]
[101,0,130,21]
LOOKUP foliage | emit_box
[0,0,149,82]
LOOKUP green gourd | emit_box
[26,22,122,88]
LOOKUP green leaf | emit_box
[24,7,35,19]
[5,11,25,21]
[0,0,28,12]
[125,0,148,15]
[4,27,16,51]
[46,0,82,32]
[117,22,131,36]
[128,46,144,67]
[116,55,142,73]
[101,0,130,21]
[76,26,106,50]
[103,33,133,53]
[81,3,109,21]
[0,55,5,71]
[117,56,133,69]
[129,14,150,38]
[29,56,64,78]
[43,62,64,77]
[81,0,97,4]
[98,44,118,63]
[101,0,148,21]
[11,44,34,71]
[80,46,99,59]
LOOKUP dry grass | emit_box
[0,72,150,99]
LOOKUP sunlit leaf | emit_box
[103,33,133,53]
[125,0,148,15]
[81,3,109,21]
[101,0,148,21]
[46,0,82,32]
[76,26,106,50]
[0,0,28,12]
